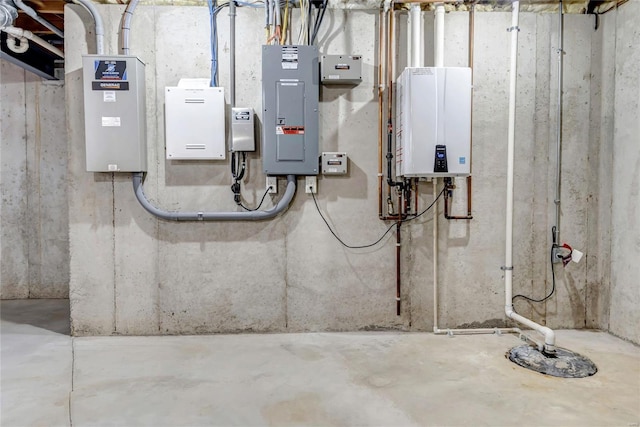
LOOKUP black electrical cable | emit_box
[231,151,246,181]
[239,186,272,211]
[231,152,247,204]
[403,187,445,223]
[310,0,327,44]
[512,227,558,303]
[311,187,445,249]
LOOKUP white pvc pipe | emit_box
[410,4,421,68]
[433,178,439,331]
[429,1,524,342]
[432,2,443,333]
[434,327,521,336]
[503,0,556,354]
[72,0,104,55]
[1,26,64,57]
[434,3,444,67]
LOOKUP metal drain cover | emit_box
[507,345,597,378]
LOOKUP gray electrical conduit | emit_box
[13,0,64,38]
[72,0,104,55]
[133,173,296,221]
[120,0,139,55]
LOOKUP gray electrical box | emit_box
[231,107,255,152]
[262,45,319,176]
[82,55,147,172]
[321,152,348,175]
[321,55,362,85]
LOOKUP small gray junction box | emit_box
[262,45,319,176]
[320,55,362,85]
[82,55,147,172]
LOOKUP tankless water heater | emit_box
[395,67,472,178]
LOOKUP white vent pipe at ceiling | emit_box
[410,4,421,67]
[503,0,556,354]
[434,2,444,68]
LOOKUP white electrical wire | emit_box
[297,0,308,45]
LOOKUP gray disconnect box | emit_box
[262,45,319,176]
[82,55,147,172]
[321,55,362,85]
[231,107,255,152]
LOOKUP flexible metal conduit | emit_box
[229,0,236,107]
[503,0,556,354]
[133,173,296,221]
[553,0,563,246]
[13,0,63,38]
[73,0,104,54]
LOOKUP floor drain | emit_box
[507,345,597,378]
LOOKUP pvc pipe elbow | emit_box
[505,305,556,354]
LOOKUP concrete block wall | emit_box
[65,4,622,338]
[0,61,69,299]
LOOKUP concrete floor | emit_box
[1,300,639,427]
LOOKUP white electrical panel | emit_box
[395,67,472,178]
[165,85,225,160]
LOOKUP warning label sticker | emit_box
[281,46,298,70]
[276,126,304,135]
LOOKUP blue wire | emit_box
[207,0,218,86]
[208,0,267,87]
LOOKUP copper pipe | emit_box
[467,4,474,217]
[379,2,404,221]
[414,179,419,214]
[466,176,472,216]
[377,7,385,218]
[387,5,394,122]
[444,4,474,221]
[396,192,403,316]
[378,3,400,221]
